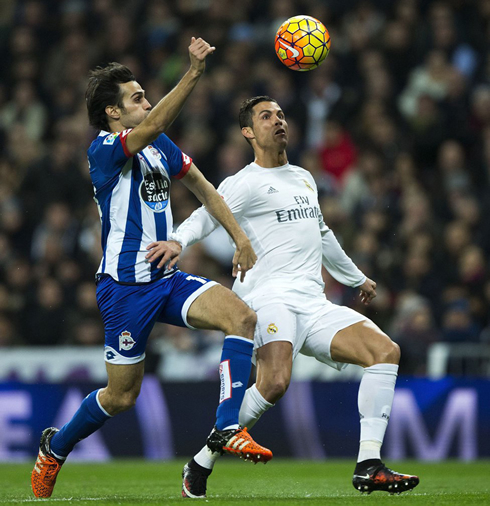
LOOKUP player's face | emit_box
[117,81,152,128]
[250,101,288,150]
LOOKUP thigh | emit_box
[330,319,392,367]
[185,283,247,331]
[157,271,218,328]
[99,361,145,414]
[300,303,367,371]
[105,361,145,396]
[97,276,168,365]
[255,341,293,389]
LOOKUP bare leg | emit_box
[99,361,145,415]
[186,284,256,337]
[255,341,293,403]
[330,320,400,367]
[186,284,273,481]
[237,340,292,430]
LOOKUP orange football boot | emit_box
[207,426,273,463]
[31,427,64,498]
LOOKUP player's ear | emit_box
[242,126,254,141]
[105,105,120,122]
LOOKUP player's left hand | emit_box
[189,37,216,75]
[232,238,257,282]
[145,240,182,269]
[359,277,377,305]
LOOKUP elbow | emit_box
[143,113,172,140]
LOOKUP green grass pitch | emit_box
[1,459,489,505]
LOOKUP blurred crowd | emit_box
[1,0,490,376]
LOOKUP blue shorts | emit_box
[96,271,217,364]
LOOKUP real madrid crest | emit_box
[267,323,278,334]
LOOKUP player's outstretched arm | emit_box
[180,164,256,281]
[125,37,215,155]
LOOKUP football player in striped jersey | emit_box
[31,40,272,500]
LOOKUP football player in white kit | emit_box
[175,96,419,497]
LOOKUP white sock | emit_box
[238,384,274,430]
[194,445,221,470]
[357,363,398,462]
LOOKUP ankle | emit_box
[355,458,382,474]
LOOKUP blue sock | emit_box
[215,336,253,430]
[50,390,111,458]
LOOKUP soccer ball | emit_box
[274,15,330,71]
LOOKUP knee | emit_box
[227,305,257,339]
[372,339,400,366]
[260,376,290,404]
[104,390,139,415]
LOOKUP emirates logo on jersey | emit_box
[139,172,170,213]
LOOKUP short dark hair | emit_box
[85,63,135,131]
[239,96,277,129]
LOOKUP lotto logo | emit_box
[105,349,116,361]
[182,153,191,166]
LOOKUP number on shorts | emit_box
[186,275,207,284]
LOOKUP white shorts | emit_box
[248,293,368,371]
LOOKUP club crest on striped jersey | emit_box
[148,145,165,161]
[119,331,135,351]
[139,171,170,212]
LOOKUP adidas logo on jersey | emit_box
[267,186,279,194]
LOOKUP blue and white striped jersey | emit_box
[88,129,192,283]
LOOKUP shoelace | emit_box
[40,455,61,480]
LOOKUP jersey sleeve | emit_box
[171,206,219,249]
[319,216,366,287]
[152,133,192,179]
[307,168,366,287]
[88,130,133,189]
[172,173,251,249]
[215,174,251,219]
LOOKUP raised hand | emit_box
[189,37,216,75]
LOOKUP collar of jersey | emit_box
[251,161,290,170]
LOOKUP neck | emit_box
[108,123,124,133]
[253,149,288,168]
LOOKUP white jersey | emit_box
[173,161,366,302]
